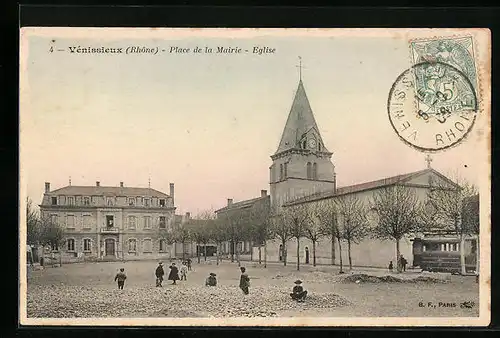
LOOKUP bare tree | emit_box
[173,223,191,261]
[304,203,326,267]
[209,217,228,265]
[316,199,339,269]
[157,226,176,259]
[335,194,369,271]
[248,200,272,266]
[270,212,292,266]
[371,184,423,273]
[427,175,478,275]
[187,213,212,264]
[462,194,480,274]
[38,214,65,266]
[283,203,311,271]
[27,197,40,246]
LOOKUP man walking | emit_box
[155,262,165,287]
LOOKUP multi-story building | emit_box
[39,180,177,262]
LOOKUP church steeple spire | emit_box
[274,77,329,155]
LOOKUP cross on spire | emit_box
[425,154,433,169]
[69,176,72,186]
[296,56,306,81]
[148,176,151,188]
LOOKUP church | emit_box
[216,73,466,269]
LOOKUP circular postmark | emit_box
[388,61,478,152]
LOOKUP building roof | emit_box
[215,195,270,214]
[48,185,171,198]
[284,168,458,206]
[275,80,328,155]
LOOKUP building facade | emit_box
[39,181,179,262]
[219,77,469,268]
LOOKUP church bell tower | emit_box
[269,74,336,212]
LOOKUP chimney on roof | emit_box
[120,182,124,187]
[261,190,267,197]
[96,181,100,187]
[45,182,50,193]
[227,198,233,207]
[169,183,175,204]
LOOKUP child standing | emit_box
[180,261,188,281]
[114,268,127,290]
[239,267,250,295]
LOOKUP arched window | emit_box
[306,162,312,179]
[280,164,284,180]
[318,142,322,151]
[312,163,318,180]
[284,163,288,178]
[67,238,75,251]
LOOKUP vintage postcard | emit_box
[19,28,491,327]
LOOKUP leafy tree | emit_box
[371,185,423,273]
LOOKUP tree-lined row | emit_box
[173,177,479,274]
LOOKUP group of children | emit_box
[114,262,308,302]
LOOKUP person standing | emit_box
[180,261,188,281]
[168,262,180,285]
[239,267,250,295]
[114,268,127,290]
[388,261,394,272]
[187,258,192,271]
[401,255,407,272]
[155,262,165,287]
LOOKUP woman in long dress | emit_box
[168,262,180,285]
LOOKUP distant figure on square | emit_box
[187,258,192,271]
[180,261,188,281]
[205,272,217,286]
[290,280,307,302]
[114,268,127,290]
[388,261,393,272]
[239,267,250,295]
[400,255,407,272]
[155,262,165,287]
[168,262,180,285]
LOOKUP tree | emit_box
[248,200,272,266]
[27,197,41,246]
[283,203,310,271]
[304,204,327,267]
[335,194,369,271]
[173,223,191,261]
[38,215,65,266]
[270,212,292,266]
[316,199,339,269]
[209,217,228,265]
[190,210,216,262]
[427,175,478,275]
[462,194,480,274]
[371,184,423,273]
[157,226,176,259]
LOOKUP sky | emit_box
[20,29,488,216]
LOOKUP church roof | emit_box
[215,195,270,214]
[47,185,171,198]
[275,80,328,154]
[284,168,458,206]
